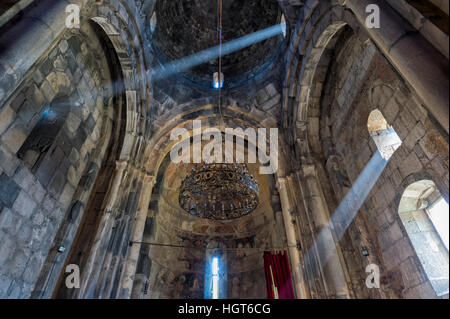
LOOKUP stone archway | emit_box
[49,17,139,299]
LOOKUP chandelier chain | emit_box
[217,0,225,128]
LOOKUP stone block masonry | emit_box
[0,23,113,298]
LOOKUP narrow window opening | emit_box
[150,12,157,34]
[367,109,402,160]
[17,97,70,173]
[428,197,449,251]
[281,14,287,37]
[211,256,220,299]
[213,72,224,89]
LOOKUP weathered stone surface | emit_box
[0,106,15,136]
[9,93,26,112]
[65,113,82,134]
[1,122,28,154]
[399,152,423,179]
[24,84,45,109]
[12,191,37,219]
[40,80,57,103]
[260,94,281,111]
[0,173,21,208]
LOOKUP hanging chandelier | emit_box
[178,1,259,220]
[179,163,259,220]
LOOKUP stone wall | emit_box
[320,31,449,299]
[280,0,448,299]
[0,0,157,299]
[0,23,116,298]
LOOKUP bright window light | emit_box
[212,257,219,275]
[281,15,287,37]
[212,256,219,299]
[213,72,224,89]
[150,12,157,33]
[428,197,449,251]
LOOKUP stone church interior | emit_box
[0,0,448,300]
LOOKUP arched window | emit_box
[17,96,71,173]
[205,241,227,299]
[399,180,449,296]
[150,12,157,34]
[280,14,287,37]
[367,109,402,160]
[211,256,220,299]
[205,254,225,299]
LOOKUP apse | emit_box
[135,140,287,299]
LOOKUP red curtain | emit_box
[263,251,295,299]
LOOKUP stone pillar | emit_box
[77,160,128,298]
[277,177,309,299]
[131,208,156,299]
[302,164,350,298]
[106,162,129,212]
[119,173,155,298]
[340,0,449,133]
[291,170,328,298]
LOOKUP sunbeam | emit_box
[149,23,286,82]
[304,151,388,269]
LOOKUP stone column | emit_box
[302,164,350,298]
[340,0,449,133]
[78,160,128,298]
[292,170,328,298]
[277,177,309,299]
[119,173,155,298]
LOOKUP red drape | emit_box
[263,251,295,299]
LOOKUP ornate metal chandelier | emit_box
[179,163,259,220]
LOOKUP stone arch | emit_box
[294,21,347,156]
[149,133,278,241]
[282,1,362,159]
[89,0,156,151]
[121,101,289,297]
[89,16,144,162]
[8,14,131,298]
[142,100,284,178]
[46,15,147,299]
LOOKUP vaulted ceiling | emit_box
[152,0,283,87]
